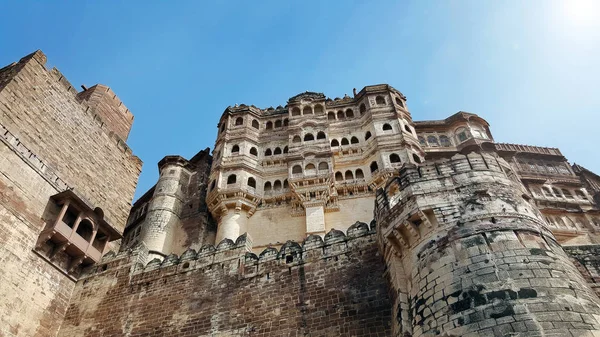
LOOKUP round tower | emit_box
[139,156,190,262]
[376,153,600,336]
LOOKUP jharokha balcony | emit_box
[35,190,122,275]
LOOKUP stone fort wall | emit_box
[58,223,392,337]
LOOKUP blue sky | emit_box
[1,1,599,200]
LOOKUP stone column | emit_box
[216,206,248,243]
[139,156,189,262]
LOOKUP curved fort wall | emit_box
[58,223,392,336]
[376,153,600,336]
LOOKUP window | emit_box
[283,146,289,153]
[314,104,324,114]
[292,165,302,174]
[283,180,289,189]
[304,133,315,141]
[382,123,392,131]
[395,97,404,108]
[346,109,354,118]
[265,148,272,156]
[248,177,256,188]
[390,153,401,163]
[283,119,289,126]
[418,136,427,146]
[456,128,468,143]
[562,189,573,199]
[292,135,302,143]
[331,139,339,147]
[274,180,282,190]
[412,154,422,163]
[341,138,349,145]
[575,190,586,199]
[76,219,94,241]
[427,136,439,147]
[370,161,379,173]
[264,181,272,191]
[552,187,561,196]
[252,120,259,129]
[227,174,237,184]
[231,145,240,154]
[356,169,364,179]
[318,162,329,170]
[274,147,282,155]
[365,131,372,140]
[542,186,553,196]
[317,131,326,140]
[235,117,244,126]
[266,121,273,129]
[351,136,359,144]
[440,135,452,147]
[404,125,411,133]
[335,172,343,181]
[328,112,336,120]
[292,107,301,116]
[337,111,344,119]
[359,103,366,115]
[303,106,313,115]
[250,147,258,156]
[345,170,354,180]
[271,120,280,128]
[375,96,385,105]
[305,163,316,170]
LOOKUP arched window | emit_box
[264,181,272,191]
[317,131,326,140]
[76,219,94,241]
[303,106,313,115]
[249,147,258,156]
[227,174,237,184]
[318,162,329,170]
[283,146,289,153]
[266,121,273,130]
[331,139,339,147]
[292,165,302,174]
[292,135,302,143]
[247,177,256,188]
[551,187,561,197]
[314,104,324,114]
[395,97,404,108]
[345,109,354,118]
[283,179,289,189]
[341,138,349,145]
[304,133,315,141]
[390,153,401,163]
[382,123,392,131]
[337,111,344,119]
[283,119,289,126]
[252,120,259,129]
[345,170,354,180]
[335,172,343,181]
[576,190,586,199]
[440,135,452,147]
[328,111,336,120]
[305,163,316,170]
[292,107,301,116]
[412,154,422,164]
[231,145,240,154]
[235,117,244,126]
[210,180,216,191]
[562,189,573,199]
[359,103,366,115]
[265,148,272,156]
[274,180,282,190]
[370,161,379,173]
[375,96,385,105]
[350,136,359,144]
[427,136,439,147]
[275,120,282,128]
[418,136,427,146]
[456,128,469,143]
[274,147,282,155]
[365,131,372,140]
[355,169,364,179]
[404,125,411,133]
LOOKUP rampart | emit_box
[58,223,392,336]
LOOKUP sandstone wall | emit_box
[59,224,392,337]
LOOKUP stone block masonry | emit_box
[58,223,392,337]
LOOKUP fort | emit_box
[1,50,600,336]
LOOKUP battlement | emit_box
[87,221,376,280]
